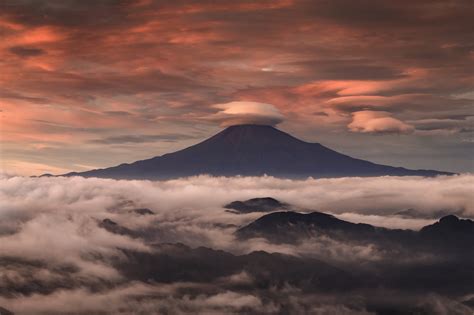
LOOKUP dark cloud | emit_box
[102,110,133,117]
[312,111,328,116]
[0,88,50,104]
[8,46,44,57]
[0,0,134,28]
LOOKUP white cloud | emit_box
[0,174,472,259]
[209,101,284,126]
[348,110,414,134]
[0,174,473,313]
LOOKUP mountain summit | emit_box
[64,124,451,179]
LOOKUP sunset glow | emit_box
[0,1,472,175]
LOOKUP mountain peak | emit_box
[226,124,277,129]
[420,215,474,246]
[219,124,284,136]
[439,215,460,223]
[207,124,307,147]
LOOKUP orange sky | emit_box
[0,0,473,175]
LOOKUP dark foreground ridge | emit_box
[236,210,474,255]
[59,124,452,180]
[2,199,473,314]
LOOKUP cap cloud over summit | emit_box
[210,101,285,126]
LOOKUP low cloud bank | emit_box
[0,174,473,314]
[1,174,472,256]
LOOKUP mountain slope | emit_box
[64,124,452,179]
[235,211,388,244]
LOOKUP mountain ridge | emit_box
[235,209,474,254]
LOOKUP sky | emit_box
[0,0,473,176]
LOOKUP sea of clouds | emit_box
[0,174,473,314]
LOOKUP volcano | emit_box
[64,124,451,179]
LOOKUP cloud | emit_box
[409,117,474,135]
[210,101,285,126]
[348,110,414,134]
[0,282,274,315]
[9,46,44,57]
[89,133,198,144]
[0,175,473,313]
[1,174,472,258]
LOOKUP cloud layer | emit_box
[1,174,473,260]
[0,174,473,314]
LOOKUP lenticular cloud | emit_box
[210,101,285,126]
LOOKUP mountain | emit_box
[236,209,474,256]
[235,210,385,243]
[63,124,452,179]
[0,307,13,315]
[420,215,474,249]
[98,218,136,237]
[224,197,288,214]
[420,214,474,237]
[117,243,354,291]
